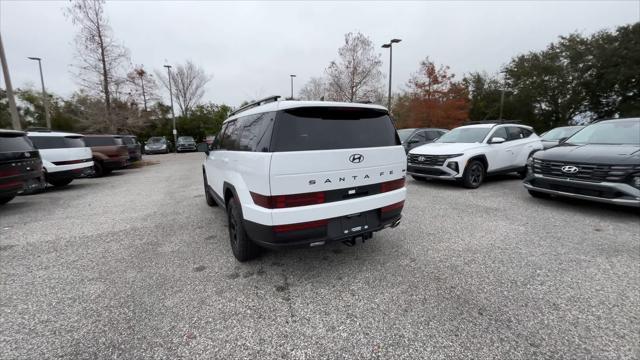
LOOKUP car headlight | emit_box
[144,145,149,150]
[160,144,167,149]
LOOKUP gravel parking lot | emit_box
[1,152,638,359]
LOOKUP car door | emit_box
[505,126,529,168]
[484,126,512,171]
[206,122,231,197]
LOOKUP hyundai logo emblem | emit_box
[561,165,579,174]
[418,156,426,162]
[349,154,364,163]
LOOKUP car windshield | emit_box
[121,136,136,145]
[397,129,416,142]
[436,127,491,143]
[148,137,166,144]
[179,136,194,142]
[565,120,640,145]
[541,127,584,141]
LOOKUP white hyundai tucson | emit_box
[408,122,543,188]
[203,97,407,261]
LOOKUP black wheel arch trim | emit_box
[467,154,488,171]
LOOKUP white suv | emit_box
[27,130,94,187]
[203,97,407,261]
[408,122,543,188]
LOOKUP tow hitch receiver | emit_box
[342,232,373,247]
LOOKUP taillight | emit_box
[380,178,405,193]
[274,219,328,233]
[0,167,20,177]
[381,200,404,213]
[251,191,325,209]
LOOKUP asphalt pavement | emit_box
[1,152,638,359]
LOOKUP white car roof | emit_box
[225,100,387,123]
[26,131,84,137]
[455,123,534,130]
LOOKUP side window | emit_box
[506,127,523,141]
[424,131,439,141]
[520,128,533,138]
[408,132,423,143]
[219,122,236,150]
[237,112,275,152]
[490,127,508,141]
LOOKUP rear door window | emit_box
[237,112,275,152]
[271,107,399,152]
[0,135,34,152]
[506,127,523,141]
[84,136,117,147]
[220,120,239,150]
[30,136,86,149]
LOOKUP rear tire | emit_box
[0,195,16,205]
[227,198,260,262]
[462,160,485,189]
[528,190,551,199]
[411,175,427,181]
[48,178,73,187]
[93,161,105,177]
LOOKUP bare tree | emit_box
[66,0,129,131]
[325,32,384,103]
[298,77,327,100]
[126,65,158,112]
[157,60,211,116]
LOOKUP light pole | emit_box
[381,38,401,111]
[289,74,296,99]
[27,57,51,129]
[164,64,177,153]
[0,34,20,130]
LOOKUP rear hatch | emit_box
[85,136,129,160]
[0,133,42,190]
[30,135,93,166]
[268,106,406,196]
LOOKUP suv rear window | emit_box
[84,136,123,146]
[271,107,399,152]
[29,136,86,149]
[0,134,35,152]
[121,136,137,145]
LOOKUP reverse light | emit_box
[274,219,328,233]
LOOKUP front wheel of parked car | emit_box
[227,198,260,262]
[48,178,73,187]
[517,167,528,179]
[0,195,16,205]
[528,190,551,199]
[203,174,217,207]
[462,160,485,189]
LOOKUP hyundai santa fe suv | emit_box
[0,130,43,204]
[408,122,543,188]
[203,97,406,261]
[524,118,640,207]
[27,130,93,187]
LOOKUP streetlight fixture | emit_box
[27,56,51,129]
[164,64,177,152]
[381,38,401,111]
[289,74,296,100]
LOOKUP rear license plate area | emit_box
[340,212,372,236]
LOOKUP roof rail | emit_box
[25,127,52,132]
[229,95,281,117]
[463,120,522,126]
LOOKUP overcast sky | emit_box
[1,0,639,107]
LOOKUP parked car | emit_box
[203,97,406,261]
[176,136,197,152]
[524,118,640,207]
[144,137,169,154]
[540,126,584,149]
[0,130,44,204]
[83,135,129,177]
[27,130,94,187]
[397,128,448,153]
[121,135,142,162]
[407,122,543,188]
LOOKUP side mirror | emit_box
[558,137,569,144]
[490,137,506,144]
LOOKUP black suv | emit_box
[397,128,448,153]
[0,130,43,205]
[524,118,640,207]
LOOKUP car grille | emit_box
[407,154,453,166]
[532,159,640,182]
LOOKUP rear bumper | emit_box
[0,161,43,196]
[47,167,93,181]
[103,157,128,170]
[524,174,640,207]
[244,210,402,249]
